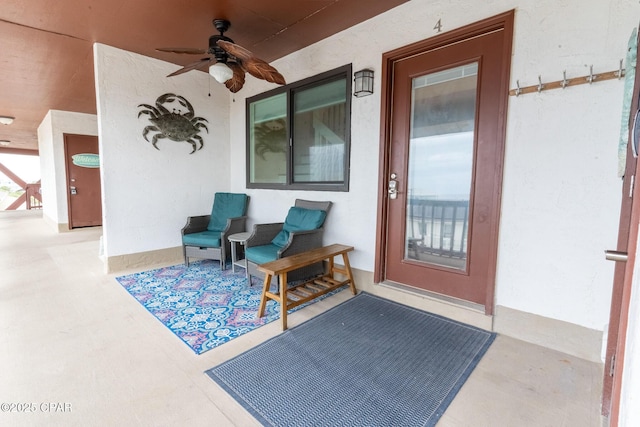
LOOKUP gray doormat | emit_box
[206,292,496,426]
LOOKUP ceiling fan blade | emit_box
[217,40,286,86]
[240,57,286,85]
[156,47,208,55]
[225,62,246,93]
[216,40,253,62]
[166,58,211,77]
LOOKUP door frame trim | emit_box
[374,10,514,314]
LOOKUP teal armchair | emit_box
[181,192,249,268]
[245,199,332,285]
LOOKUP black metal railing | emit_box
[406,198,469,260]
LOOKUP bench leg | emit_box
[279,272,288,330]
[257,274,272,318]
[342,253,357,295]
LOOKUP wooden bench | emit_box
[257,243,357,330]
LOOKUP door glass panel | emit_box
[405,63,477,270]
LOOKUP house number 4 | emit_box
[434,19,442,33]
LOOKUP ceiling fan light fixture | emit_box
[0,116,15,125]
[209,62,234,83]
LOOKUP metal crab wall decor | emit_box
[137,93,208,154]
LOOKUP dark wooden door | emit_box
[64,134,102,228]
[378,13,513,312]
[602,29,640,417]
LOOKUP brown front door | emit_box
[377,12,513,312]
[602,29,640,418]
[64,134,102,228]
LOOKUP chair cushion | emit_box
[182,231,221,248]
[271,207,327,248]
[245,244,281,264]
[207,193,248,231]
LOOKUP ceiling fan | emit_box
[157,19,286,93]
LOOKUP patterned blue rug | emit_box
[115,260,345,354]
[206,292,496,426]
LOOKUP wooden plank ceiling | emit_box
[0,0,407,152]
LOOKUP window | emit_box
[246,64,351,191]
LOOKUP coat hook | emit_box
[561,70,568,88]
[537,75,544,92]
[586,65,595,84]
[617,59,624,79]
[515,80,521,96]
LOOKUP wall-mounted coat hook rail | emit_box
[509,62,626,97]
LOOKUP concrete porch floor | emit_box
[0,210,605,426]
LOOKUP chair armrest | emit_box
[221,216,248,240]
[182,215,210,236]
[279,228,325,258]
[245,223,284,247]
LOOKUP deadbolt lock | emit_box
[388,173,398,199]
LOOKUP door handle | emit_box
[70,186,77,195]
[605,250,628,262]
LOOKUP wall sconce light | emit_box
[0,116,15,125]
[353,69,374,97]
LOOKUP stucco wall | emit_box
[37,110,98,229]
[37,113,55,224]
[93,43,230,260]
[497,1,631,331]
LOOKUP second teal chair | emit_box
[245,199,332,285]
